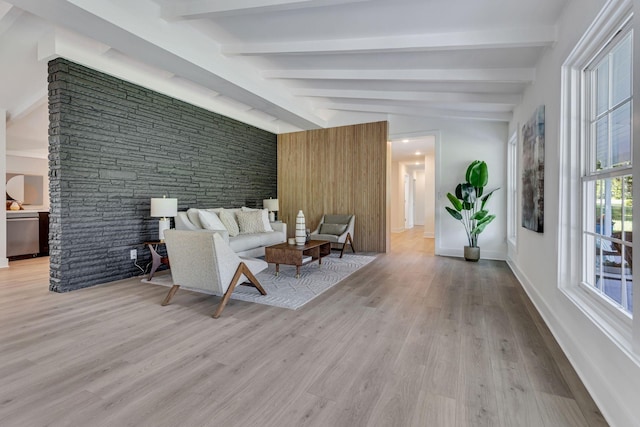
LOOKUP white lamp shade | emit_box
[263,198,279,212]
[151,197,178,218]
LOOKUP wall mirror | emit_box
[6,174,44,205]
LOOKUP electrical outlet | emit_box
[130,249,137,260]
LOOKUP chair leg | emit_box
[212,262,266,318]
[340,233,356,258]
[161,285,180,306]
[239,263,267,295]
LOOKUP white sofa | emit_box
[175,207,286,258]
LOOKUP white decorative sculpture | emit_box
[295,210,306,245]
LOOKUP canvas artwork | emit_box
[522,105,545,233]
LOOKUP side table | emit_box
[145,241,169,280]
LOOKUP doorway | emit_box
[389,135,436,246]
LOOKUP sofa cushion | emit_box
[198,210,226,231]
[186,208,204,229]
[241,207,273,232]
[218,209,239,237]
[320,223,348,236]
[237,210,268,234]
[324,214,352,225]
[229,234,262,253]
[312,233,340,243]
[229,231,284,253]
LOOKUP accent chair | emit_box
[310,214,356,258]
[161,229,267,318]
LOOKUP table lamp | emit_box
[263,198,279,222]
[151,196,178,240]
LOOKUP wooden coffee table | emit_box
[265,240,331,278]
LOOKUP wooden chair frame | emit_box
[161,262,267,318]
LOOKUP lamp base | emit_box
[269,211,275,222]
[158,218,170,240]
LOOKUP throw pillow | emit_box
[186,208,204,229]
[320,223,348,236]
[198,210,226,231]
[236,210,267,234]
[218,209,240,237]
[241,206,274,232]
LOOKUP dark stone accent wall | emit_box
[48,58,277,292]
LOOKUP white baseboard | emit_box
[423,232,434,238]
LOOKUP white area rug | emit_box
[142,253,376,310]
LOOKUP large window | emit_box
[559,0,636,350]
[583,28,633,316]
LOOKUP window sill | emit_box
[561,285,639,365]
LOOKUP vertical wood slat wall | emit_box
[277,121,388,253]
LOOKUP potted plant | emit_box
[445,160,498,261]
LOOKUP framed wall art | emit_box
[521,105,545,233]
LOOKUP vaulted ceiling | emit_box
[1,0,568,158]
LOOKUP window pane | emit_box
[596,58,609,116]
[595,178,617,238]
[623,255,633,314]
[611,102,631,167]
[595,117,609,170]
[622,175,633,240]
[612,35,632,105]
[594,235,602,291]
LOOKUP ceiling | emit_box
[1,0,569,158]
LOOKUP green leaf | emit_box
[460,183,476,204]
[455,183,464,199]
[471,210,488,220]
[466,161,488,188]
[465,160,482,183]
[480,188,499,210]
[471,215,496,235]
[446,193,462,211]
[445,206,463,220]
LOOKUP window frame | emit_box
[558,0,638,356]
[581,26,633,319]
[507,131,518,250]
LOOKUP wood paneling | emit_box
[277,121,388,253]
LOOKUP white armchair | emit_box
[161,229,268,318]
[310,214,356,258]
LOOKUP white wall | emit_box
[390,161,408,233]
[424,153,435,237]
[413,169,425,226]
[6,154,50,211]
[0,110,7,268]
[507,0,640,425]
[390,117,508,260]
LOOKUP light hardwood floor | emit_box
[0,228,608,426]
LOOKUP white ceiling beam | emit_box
[264,68,535,83]
[292,88,521,105]
[223,27,556,55]
[6,93,47,125]
[11,0,326,130]
[0,2,22,37]
[163,0,371,20]
[314,101,512,122]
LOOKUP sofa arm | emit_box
[271,222,287,239]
